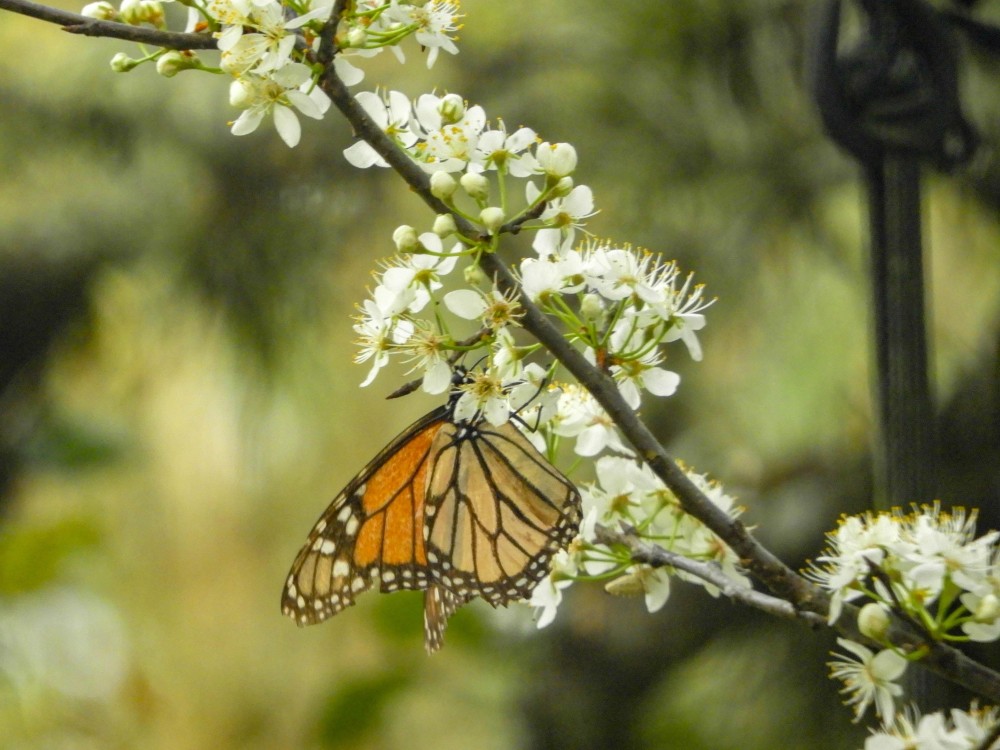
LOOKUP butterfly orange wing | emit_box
[281,407,448,626]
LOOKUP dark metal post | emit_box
[809,0,978,708]
[865,155,938,507]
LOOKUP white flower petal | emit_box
[272,105,301,147]
[334,56,365,86]
[574,425,607,457]
[871,649,908,682]
[286,90,325,120]
[443,289,486,320]
[216,24,244,52]
[343,141,387,168]
[644,569,671,613]
[641,368,680,398]
[421,360,453,395]
[271,61,311,87]
[231,108,265,136]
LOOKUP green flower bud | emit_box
[974,594,1000,622]
[118,0,142,24]
[392,225,420,254]
[81,1,116,20]
[580,293,605,323]
[346,27,367,48]
[464,263,487,286]
[605,573,644,598]
[552,176,574,197]
[460,172,489,202]
[438,93,465,125]
[858,602,891,641]
[156,50,196,78]
[110,52,139,73]
[479,207,505,234]
[140,0,165,27]
[433,213,457,238]
[430,171,458,200]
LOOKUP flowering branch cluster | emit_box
[54,0,750,631]
[7,0,1000,744]
[78,0,462,146]
[862,704,998,749]
[338,85,740,622]
[806,504,1000,740]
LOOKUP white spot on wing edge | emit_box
[332,559,350,578]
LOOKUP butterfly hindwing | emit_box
[423,418,582,607]
[423,583,473,653]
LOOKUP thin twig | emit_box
[596,524,1000,702]
[594,524,827,626]
[0,0,217,48]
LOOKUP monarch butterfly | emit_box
[281,371,582,652]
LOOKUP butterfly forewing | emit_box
[281,408,448,626]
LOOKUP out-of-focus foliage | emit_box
[0,1,997,748]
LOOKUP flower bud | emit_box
[537,141,577,178]
[229,79,253,109]
[118,0,142,24]
[392,225,420,254]
[433,213,457,237]
[430,171,458,200]
[346,27,367,48]
[140,0,165,27]
[464,263,487,286]
[580,293,605,323]
[81,1,116,19]
[552,176,574,197]
[438,93,465,125]
[479,207,505,234]
[605,573,644,598]
[974,594,1000,623]
[110,52,139,73]
[857,602,891,641]
[156,50,195,78]
[460,172,489,202]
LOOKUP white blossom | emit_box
[343,89,419,168]
[829,638,907,721]
[229,64,331,148]
[384,0,462,68]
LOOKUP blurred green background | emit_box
[1,1,999,748]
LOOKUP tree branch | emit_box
[595,523,1000,703]
[0,0,217,49]
[594,524,827,625]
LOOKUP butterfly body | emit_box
[282,384,581,651]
